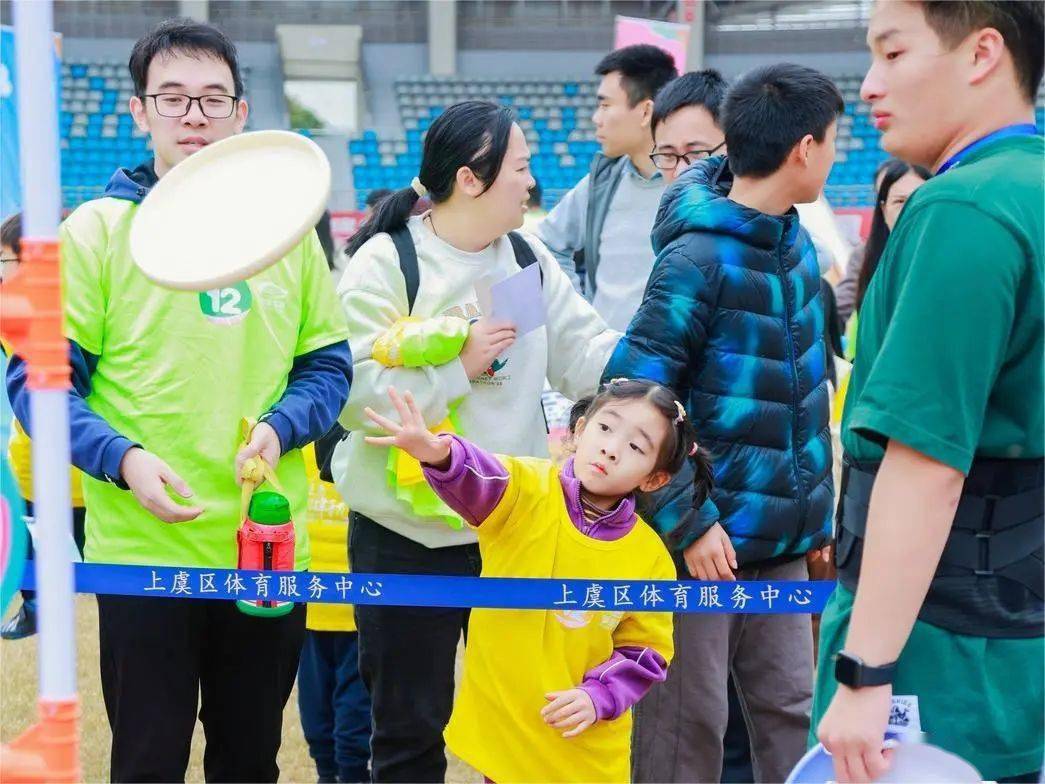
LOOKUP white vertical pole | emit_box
[428,0,457,77]
[13,0,61,237]
[679,0,706,70]
[178,0,210,22]
[14,0,77,702]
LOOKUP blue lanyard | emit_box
[936,123,1039,174]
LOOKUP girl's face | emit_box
[573,398,672,502]
[475,123,536,235]
[881,170,926,230]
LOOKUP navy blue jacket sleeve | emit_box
[261,341,352,453]
[6,341,139,488]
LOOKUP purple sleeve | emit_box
[421,435,510,527]
[578,646,669,721]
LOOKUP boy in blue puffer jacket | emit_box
[604,64,843,783]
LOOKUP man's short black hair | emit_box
[129,18,244,98]
[595,44,679,106]
[920,1,1044,102]
[722,63,844,178]
[366,188,393,209]
[651,69,729,136]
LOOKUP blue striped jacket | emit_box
[604,157,833,565]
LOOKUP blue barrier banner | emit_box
[23,562,837,614]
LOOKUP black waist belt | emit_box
[836,455,1044,638]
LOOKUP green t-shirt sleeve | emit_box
[848,201,1023,473]
[59,207,108,356]
[294,229,350,357]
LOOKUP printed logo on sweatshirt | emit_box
[255,280,288,311]
[552,609,625,630]
[554,609,593,628]
[441,302,510,386]
[473,355,510,388]
[199,281,252,324]
[443,303,482,320]
[485,358,508,376]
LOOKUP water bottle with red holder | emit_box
[236,490,295,617]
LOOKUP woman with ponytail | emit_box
[333,100,620,781]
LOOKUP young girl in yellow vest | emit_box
[364,379,713,783]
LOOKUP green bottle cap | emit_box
[247,491,291,524]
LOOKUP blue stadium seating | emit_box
[56,60,251,210]
[350,77,602,210]
[351,75,1045,211]
[58,60,151,208]
[53,62,1045,214]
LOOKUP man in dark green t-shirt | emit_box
[813,3,1044,782]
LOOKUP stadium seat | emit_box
[58,64,1042,213]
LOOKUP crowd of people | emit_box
[2,1,1042,783]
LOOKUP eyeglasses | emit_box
[650,141,725,171]
[0,256,19,279]
[145,93,239,119]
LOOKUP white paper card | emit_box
[489,262,545,337]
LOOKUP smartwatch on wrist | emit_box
[834,651,897,688]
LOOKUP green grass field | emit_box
[1,596,480,783]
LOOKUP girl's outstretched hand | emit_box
[540,688,597,738]
[363,387,452,466]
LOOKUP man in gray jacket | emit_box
[536,44,676,331]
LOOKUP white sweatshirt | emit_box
[332,214,620,548]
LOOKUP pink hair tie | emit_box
[689,442,699,457]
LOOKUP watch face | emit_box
[835,653,860,686]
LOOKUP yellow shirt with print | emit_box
[303,443,354,632]
[3,340,83,507]
[8,419,84,507]
[444,455,675,783]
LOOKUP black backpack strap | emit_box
[389,226,420,314]
[507,231,543,285]
[327,226,416,483]
[315,423,349,483]
[394,227,538,307]
[507,231,548,435]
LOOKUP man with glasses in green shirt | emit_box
[6,19,351,782]
[814,3,1043,782]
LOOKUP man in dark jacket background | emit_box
[604,63,843,782]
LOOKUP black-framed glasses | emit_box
[0,255,19,279]
[145,92,239,119]
[650,140,725,171]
